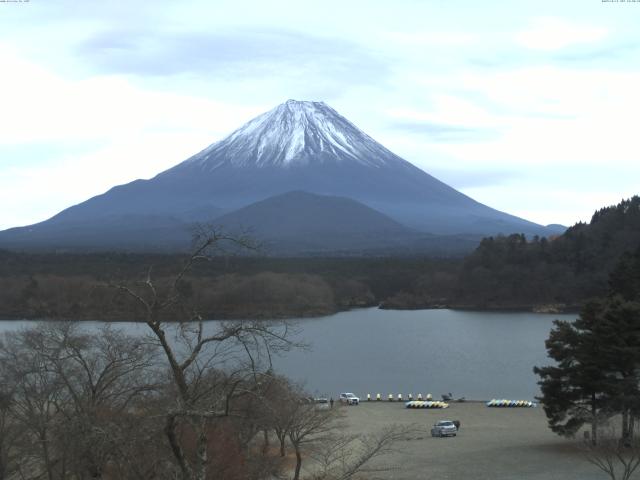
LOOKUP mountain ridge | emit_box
[0,100,557,253]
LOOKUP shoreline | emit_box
[0,302,581,322]
[379,302,581,315]
[0,303,580,322]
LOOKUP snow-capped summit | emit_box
[185,99,409,170]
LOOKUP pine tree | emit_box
[592,297,640,445]
[535,247,640,445]
[534,307,610,445]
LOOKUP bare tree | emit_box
[111,228,298,480]
[287,398,341,480]
[309,425,414,480]
[0,378,25,480]
[0,322,163,480]
[42,323,159,479]
[245,372,413,480]
[259,374,300,458]
[0,328,68,480]
[582,422,640,480]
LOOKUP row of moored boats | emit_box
[486,399,536,408]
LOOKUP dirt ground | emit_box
[337,402,608,480]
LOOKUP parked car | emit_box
[314,398,330,410]
[339,392,360,405]
[431,420,458,437]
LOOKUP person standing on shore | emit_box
[330,397,334,409]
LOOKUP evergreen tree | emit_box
[535,247,640,445]
[534,306,610,445]
[592,296,640,444]
[609,246,640,302]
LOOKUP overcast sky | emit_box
[1,0,638,230]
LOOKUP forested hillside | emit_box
[459,196,640,308]
[0,252,455,320]
[383,196,640,311]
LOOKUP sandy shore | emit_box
[339,402,605,480]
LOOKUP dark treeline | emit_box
[2,196,639,320]
[0,252,457,320]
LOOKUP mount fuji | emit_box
[0,100,557,253]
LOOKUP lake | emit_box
[0,308,576,401]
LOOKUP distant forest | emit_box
[452,195,640,310]
[1,196,639,320]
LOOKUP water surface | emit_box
[272,308,575,400]
[0,308,575,401]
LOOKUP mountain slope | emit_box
[0,100,553,252]
[0,214,192,252]
[214,191,423,253]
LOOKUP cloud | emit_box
[388,120,497,143]
[463,184,637,228]
[76,28,389,84]
[384,31,477,47]
[0,45,262,146]
[516,18,608,51]
[0,141,103,169]
[393,97,495,124]
[554,42,640,62]
[429,167,518,188]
